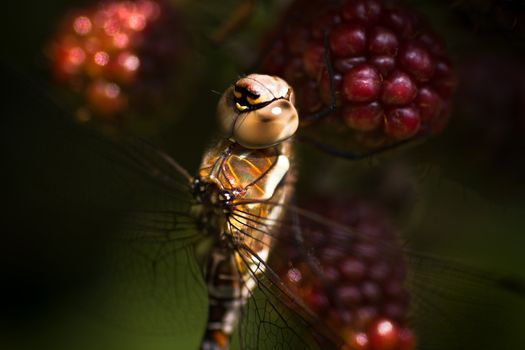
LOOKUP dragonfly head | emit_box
[217,74,299,149]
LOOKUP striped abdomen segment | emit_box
[200,244,247,350]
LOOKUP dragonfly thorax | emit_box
[192,177,246,209]
[191,177,247,237]
[195,139,293,240]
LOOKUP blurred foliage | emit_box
[1,0,525,350]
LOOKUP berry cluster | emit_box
[261,0,456,146]
[271,198,413,350]
[49,0,185,119]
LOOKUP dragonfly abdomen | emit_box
[200,244,248,350]
[197,139,294,349]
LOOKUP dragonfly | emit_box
[3,65,525,350]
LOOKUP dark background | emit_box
[1,1,525,349]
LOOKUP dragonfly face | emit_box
[217,74,299,149]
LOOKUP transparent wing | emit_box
[235,241,343,350]
[2,64,208,341]
[227,190,525,350]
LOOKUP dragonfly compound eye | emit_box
[217,74,299,149]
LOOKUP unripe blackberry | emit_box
[48,0,186,121]
[260,0,457,148]
[270,197,414,350]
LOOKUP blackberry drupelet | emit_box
[271,197,414,350]
[261,0,457,148]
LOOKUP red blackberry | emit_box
[270,197,414,350]
[260,0,457,151]
[48,0,186,121]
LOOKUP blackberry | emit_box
[271,197,414,350]
[48,0,186,121]
[260,0,457,151]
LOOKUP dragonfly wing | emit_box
[227,193,525,350]
[3,64,208,337]
[225,204,346,350]
[402,252,525,350]
[235,243,343,350]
